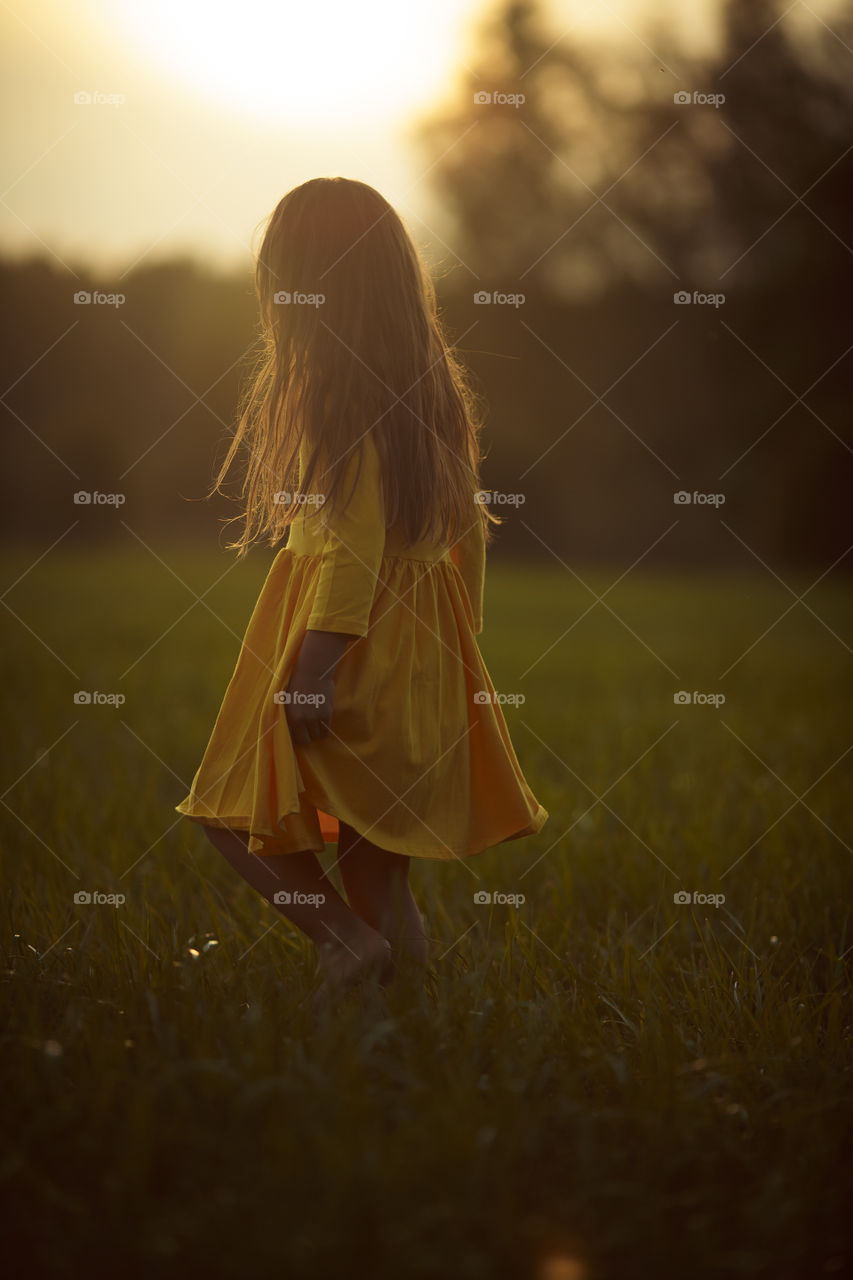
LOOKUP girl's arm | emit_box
[305,433,385,638]
[284,434,386,745]
[285,628,355,746]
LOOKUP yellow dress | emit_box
[175,432,549,858]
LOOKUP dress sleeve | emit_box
[305,433,386,639]
[449,508,486,635]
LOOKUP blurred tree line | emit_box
[1,0,850,569]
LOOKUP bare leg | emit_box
[335,820,430,966]
[201,824,392,994]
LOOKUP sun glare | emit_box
[112,0,466,125]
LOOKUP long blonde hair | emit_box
[210,177,500,556]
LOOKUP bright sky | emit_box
[0,0,842,278]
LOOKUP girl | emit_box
[175,177,548,998]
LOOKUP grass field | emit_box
[2,546,851,1279]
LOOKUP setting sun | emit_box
[111,0,468,124]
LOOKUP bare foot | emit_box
[386,902,430,967]
[311,935,394,1005]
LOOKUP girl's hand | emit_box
[284,666,335,745]
[283,629,355,747]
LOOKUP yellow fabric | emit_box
[175,432,548,858]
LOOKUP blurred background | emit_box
[1,0,851,568]
[3,9,852,1274]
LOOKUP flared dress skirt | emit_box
[174,544,549,859]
